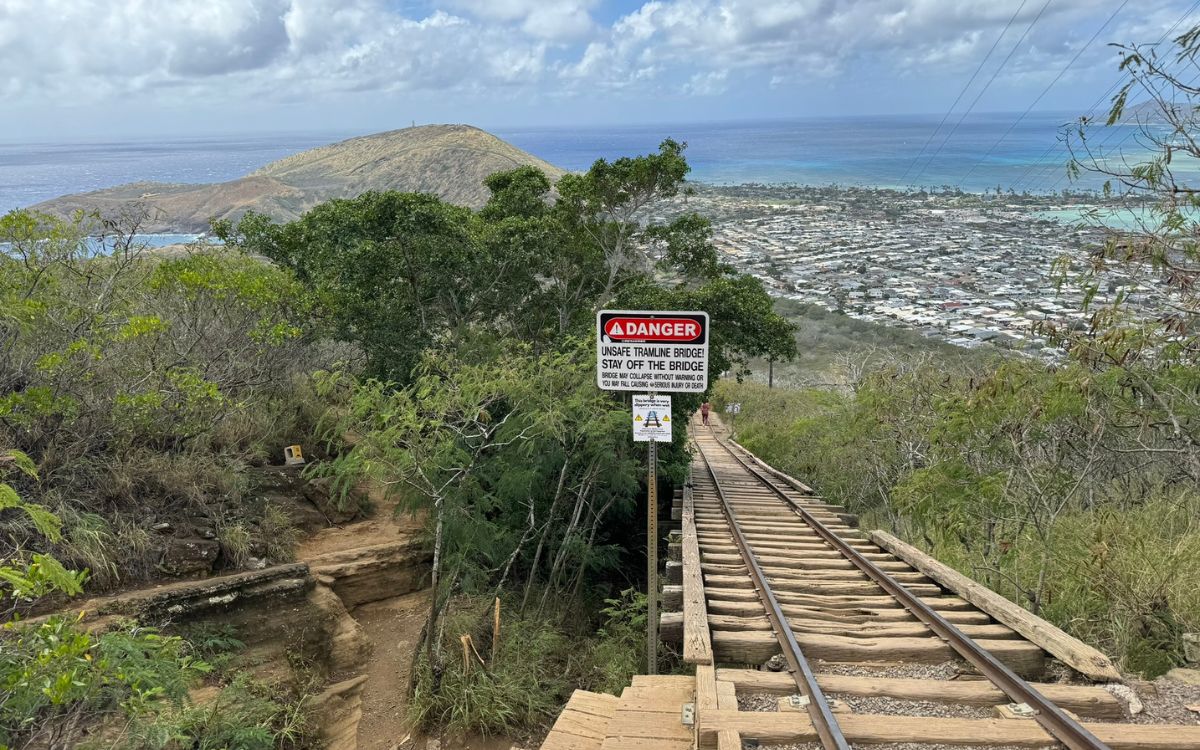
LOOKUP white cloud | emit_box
[0,0,1192,115]
[683,68,728,95]
[613,0,1198,93]
[0,0,552,103]
[444,0,598,39]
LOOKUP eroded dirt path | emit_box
[297,493,425,561]
[353,589,431,749]
[296,487,525,749]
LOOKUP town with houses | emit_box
[662,185,1153,360]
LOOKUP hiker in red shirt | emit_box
[701,401,711,427]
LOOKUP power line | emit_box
[1014,12,1200,195]
[1043,28,1200,193]
[898,0,1030,184]
[1045,63,1200,193]
[1012,0,1200,193]
[957,0,1130,189]
[910,0,1055,186]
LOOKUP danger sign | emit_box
[597,310,709,393]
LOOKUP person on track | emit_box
[701,401,711,427]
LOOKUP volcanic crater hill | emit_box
[30,124,566,233]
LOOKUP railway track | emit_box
[672,418,1200,749]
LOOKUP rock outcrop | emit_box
[307,675,370,750]
[75,563,370,676]
[309,537,431,608]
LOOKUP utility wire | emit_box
[898,0,1030,184]
[957,0,1130,189]
[910,0,1055,186]
[1045,61,1200,193]
[1043,25,1200,192]
[1012,0,1200,193]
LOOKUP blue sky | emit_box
[1,0,1196,139]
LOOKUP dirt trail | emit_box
[297,485,425,560]
[352,590,430,749]
[296,489,519,749]
[291,486,426,747]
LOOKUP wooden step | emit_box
[599,675,694,750]
[698,709,1200,749]
[540,690,619,750]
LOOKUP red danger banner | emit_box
[602,317,703,342]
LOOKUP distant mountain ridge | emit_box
[30,125,565,233]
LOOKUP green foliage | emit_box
[225,191,500,380]
[754,298,995,388]
[585,589,649,696]
[218,523,253,568]
[408,590,652,736]
[115,672,313,750]
[0,483,204,750]
[228,140,792,386]
[317,341,644,653]
[0,617,209,750]
[409,611,568,735]
[259,504,303,564]
[1,450,87,611]
[0,210,325,584]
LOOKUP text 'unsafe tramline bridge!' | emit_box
[536,414,1200,750]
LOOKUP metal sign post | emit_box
[595,310,709,679]
[646,425,658,675]
[633,392,670,674]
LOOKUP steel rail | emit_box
[695,436,851,750]
[711,434,1112,750]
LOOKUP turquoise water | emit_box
[0,113,1181,211]
[1034,206,1197,231]
[134,233,205,247]
[1,233,208,255]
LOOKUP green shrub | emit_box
[0,618,208,750]
[116,672,314,750]
[408,589,661,736]
[218,523,253,568]
[0,211,333,587]
[408,602,569,735]
[260,504,302,563]
[578,589,646,696]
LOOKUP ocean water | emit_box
[498,111,1138,191]
[0,112,1171,212]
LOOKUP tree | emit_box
[315,343,641,665]
[227,139,795,385]
[222,193,506,380]
[1059,23,1200,474]
[0,450,209,750]
[2,209,325,585]
[1063,25,1200,367]
[555,139,691,309]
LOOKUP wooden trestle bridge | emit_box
[536,416,1200,750]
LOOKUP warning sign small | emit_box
[633,395,672,443]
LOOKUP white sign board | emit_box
[633,395,672,442]
[597,310,709,393]
[725,403,741,414]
